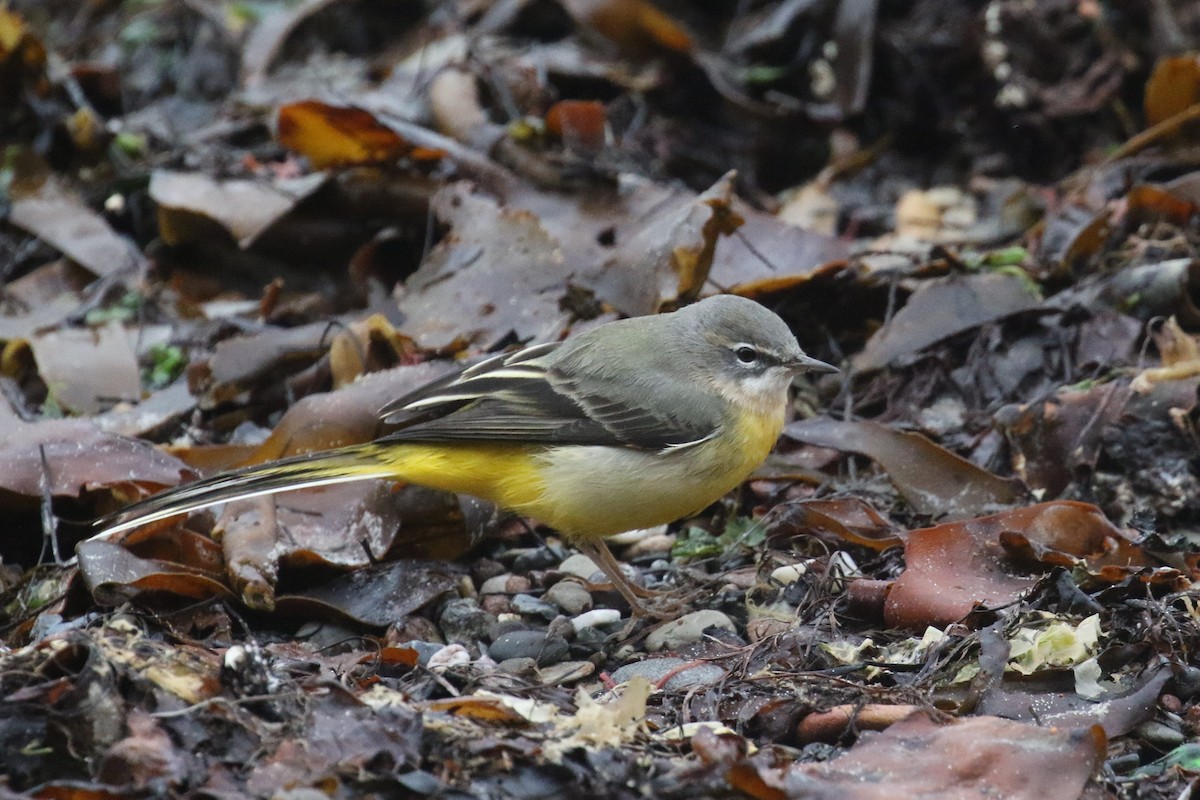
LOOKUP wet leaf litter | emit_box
[2,2,1200,798]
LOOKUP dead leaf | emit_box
[1145,54,1200,127]
[8,178,138,278]
[785,418,1024,518]
[853,272,1043,372]
[77,539,232,605]
[277,100,438,169]
[27,322,141,414]
[150,169,327,249]
[786,713,1104,800]
[274,558,459,628]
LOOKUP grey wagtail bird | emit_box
[93,295,836,615]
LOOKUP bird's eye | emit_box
[735,346,759,365]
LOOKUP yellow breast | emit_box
[527,405,786,541]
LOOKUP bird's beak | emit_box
[790,353,839,374]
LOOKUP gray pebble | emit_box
[511,593,560,621]
[497,657,539,676]
[479,573,514,595]
[610,657,726,690]
[1138,721,1185,748]
[645,610,736,653]
[544,580,594,615]
[489,629,570,666]
[513,546,561,571]
[438,598,495,645]
[559,554,602,580]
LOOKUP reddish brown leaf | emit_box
[1145,54,1200,127]
[545,100,608,151]
[277,100,434,169]
[786,713,1105,800]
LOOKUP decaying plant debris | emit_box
[4,2,1200,798]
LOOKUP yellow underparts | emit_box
[358,405,785,543]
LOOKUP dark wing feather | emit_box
[376,342,720,449]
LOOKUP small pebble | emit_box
[544,580,594,615]
[771,562,810,585]
[746,618,793,642]
[488,630,570,666]
[471,558,506,583]
[626,533,677,559]
[426,643,471,671]
[645,610,736,653]
[547,616,576,641]
[497,656,539,676]
[610,657,726,690]
[571,609,623,633]
[488,618,529,641]
[559,554,602,580]
[511,593,559,621]
[1137,721,1185,748]
[479,573,515,595]
[480,595,511,616]
[537,660,594,685]
[438,598,495,645]
[391,615,443,646]
[1173,665,1200,700]
[513,546,561,572]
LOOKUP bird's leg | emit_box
[575,539,677,619]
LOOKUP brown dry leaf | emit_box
[885,513,1035,629]
[854,272,1043,372]
[222,480,469,571]
[545,100,608,152]
[238,361,452,463]
[0,7,48,105]
[396,183,572,349]
[1145,54,1200,127]
[0,407,191,502]
[150,169,326,249]
[277,100,439,169]
[424,696,532,724]
[8,178,138,278]
[893,187,977,241]
[1132,316,1200,393]
[997,501,1186,586]
[773,498,900,551]
[561,0,693,56]
[274,558,459,628]
[785,713,1104,800]
[784,418,1023,518]
[509,174,847,313]
[77,540,233,605]
[27,322,141,414]
[188,313,402,411]
[328,313,417,389]
[1003,381,1131,497]
[245,688,422,795]
[96,710,186,791]
[885,501,1175,629]
[1124,184,1198,228]
[581,171,741,315]
[796,703,922,743]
